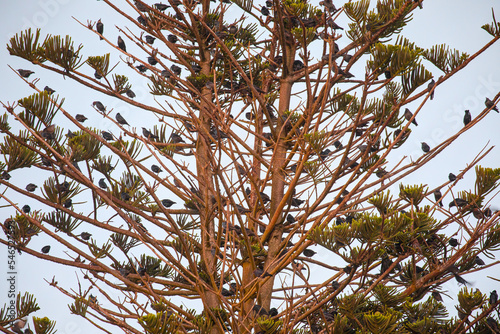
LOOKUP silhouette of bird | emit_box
[26,183,37,192]
[490,290,498,305]
[449,173,457,182]
[94,70,102,79]
[449,198,468,208]
[22,205,30,213]
[253,268,272,278]
[135,0,149,11]
[170,132,185,143]
[64,199,72,208]
[80,232,92,241]
[116,113,129,125]
[433,189,443,207]
[41,124,56,140]
[136,65,148,73]
[421,142,430,153]
[475,256,485,266]
[261,6,269,16]
[485,97,499,112]
[102,131,113,141]
[228,25,238,34]
[453,273,469,285]
[167,34,178,43]
[155,3,170,11]
[75,114,87,122]
[286,214,295,225]
[486,317,499,333]
[463,110,471,126]
[291,198,304,207]
[98,178,108,189]
[117,36,126,52]
[126,89,136,98]
[142,127,158,140]
[171,65,182,76]
[145,35,156,44]
[303,249,316,257]
[326,18,343,30]
[41,245,50,254]
[252,304,268,316]
[147,56,157,65]
[331,280,340,290]
[44,86,55,95]
[404,108,418,126]
[17,69,34,78]
[93,101,106,112]
[432,291,443,302]
[121,192,131,201]
[449,238,459,247]
[96,19,103,40]
[162,199,175,207]
[235,204,250,214]
[151,165,162,173]
[427,79,435,100]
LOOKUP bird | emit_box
[41,124,56,140]
[80,232,92,241]
[94,70,102,79]
[64,199,72,208]
[331,281,340,290]
[96,19,103,40]
[145,35,156,44]
[135,0,149,11]
[490,290,498,305]
[136,65,148,73]
[170,132,185,143]
[475,256,485,266]
[117,36,126,52]
[126,89,136,98]
[253,268,272,278]
[449,173,457,182]
[252,304,268,316]
[121,192,131,201]
[75,114,87,122]
[293,60,304,71]
[485,97,499,112]
[303,249,316,257]
[319,149,331,161]
[170,65,182,76]
[102,131,113,141]
[17,69,34,78]
[261,6,270,16]
[116,113,129,125]
[326,18,343,30]
[286,214,295,225]
[26,183,37,192]
[453,273,469,286]
[167,34,178,43]
[98,178,108,189]
[44,86,55,94]
[421,142,430,153]
[151,165,162,173]
[432,291,443,302]
[463,110,471,126]
[433,189,443,207]
[404,108,418,126]
[427,79,435,100]
[155,3,170,11]
[228,25,238,34]
[162,199,175,208]
[93,101,106,112]
[291,198,304,207]
[486,317,499,333]
[41,245,51,254]
[234,204,250,214]
[448,238,459,247]
[147,56,157,66]
[269,308,278,317]
[142,127,159,140]
[449,198,468,208]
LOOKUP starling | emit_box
[433,189,443,207]
[117,36,126,52]
[81,232,92,241]
[155,3,170,11]
[22,205,30,213]
[486,317,499,333]
[252,305,268,316]
[94,70,102,79]
[269,308,278,317]
[1,171,11,181]
[449,198,468,208]
[448,238,459,247]
[116,113,129,125]
[64,199,72,208]
[41,245,51,254]
[41,124,56,140]
[260,6,270,16]
[453,273,469,286]
[293,60,304,71]
[44,86,55,94]
[121,192,131,201]
[303,249,316,257]
[75,114,87,122]
[102,131,113,141]
[485,97,499,112]
[142,127,159,140]
[98,178,108,189]
[171,65,182,76]
[93,101,106,112]
[26,183,38,192]
[331,280,340,290]
[137,15,147,26]
[192,64,202,73]
[235,204,250,214]
[384,69,391,79]
[319,149,331,161]
[404,108,418,126]
[432,291,443,302]
[96,19,104,40]
[421,142,430,153]
[135,0,149,11]
[126,89,136,98]
[170,132,185,143]
[167,34,178,43]
[448,173,457,182]
[375,168,388,178]
[265,0,272,6]
[151,164,162,173]
[490,290,498,305]
[463,110,471,126]
[56,181,70,192]
[67,130,77,139]
[343,53,352,62]
[145,35,156,44]
[136,65,148,73]
[427,79,435,100]
[333,140,343,149]
[147,56,157,66]
[286,214,295,224]
[18,69,34,78]
[326,19,343,30]
[291,198,304,207]
[229,25,238,35]
[475,256,485,266]
[162,199,175,208]
[253,268,272,278]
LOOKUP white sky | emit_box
[1,0,500,333]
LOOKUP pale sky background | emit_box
[1,0,500,333]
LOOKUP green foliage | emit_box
[33,316,56,334]
[68,130,103,162]
[7,28,46,63]
[474,165,500,196]
[86,53,111,78]
[111,233,140,254]
[43,211,81,234]
[423,44,469,73]
[18,92,63,130]
[42,177,80,205]
[0,132,38,171]
[36,34,84,71]
[456,288,484,320]
[481,10,500,37]
[16,292,41,318]
[113,74,132,94]
[138,311,178,334]
[363,310,401,334]
[88,239,113,259]
[399,184,426,206]
[68,297,89,317]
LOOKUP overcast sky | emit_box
[1,0,500,332]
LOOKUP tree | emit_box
[1,0,500,333]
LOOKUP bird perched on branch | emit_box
[404,108,418,126]
[116,113,129,125]
[93,101,106,112]
[428,79,435,100]
[17,69,34,78]
[96,19,104,40]
[433,189,443,207]
[463,110,471,126]
[485,97,499,112]
[117,36,126,52]
[142,127,158,140]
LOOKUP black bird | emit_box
[421,142,430,153]
[167,34,178,43]
[81,232,92,241]
[170,132,185,143]
[252,305,268,316]
[449,198,468,208]
[26,183,37,192]
[475,256,485,266]
[486,317,499,333]
[427,79,435,100]
[432,291,443,302]
[96,19,104,40]
[303,249,316,257]
[433,189,443,207]
[44,86,55,94]
[137,15,147,26]
[253,268,272,278]
[102,131,113,141]
[331,281,340,290]
[64,199,72,208]
[98,178,108,189]
[94,70,102,79]
[142,127,159,140]
[463,110,471,126]
[235,204,250,214]
[265,0,272,7]
[269,308,278,317]
[135,0,149,11]
[41,124,56,140]
[136,65,148,73]
[291,198,304,207]
[56,181,70,193]
[147,56,157,66]
[162,199,175,208]
[326,18,343,30]
[286,214,295,225]
[453,273,469,285]
[22,205,30,213]
[375,168,388,178]
[121,192,131,201]
[18,69,34,78]
[404,108,418,126]
[333,140,343,149]
[448,173,457,182]
[67,130,77,139]
[75,114,87,123]
[151,165,162,173]
[490,290,498,305]
[126,89,136,98]
[293,60,304,71]
[228,25,238,35]
[93,101,106,112]
[116,113,129,125]
[117,36,126,52]
[171,65,182,76]
[485,97,499,112]
[260,6,269,16]
[145,35,156,44]
[449,238,459,247]
[41,245,50,254]
[319,149,331,161]
[155,3,170,11]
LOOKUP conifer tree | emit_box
[1,0,500,333]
